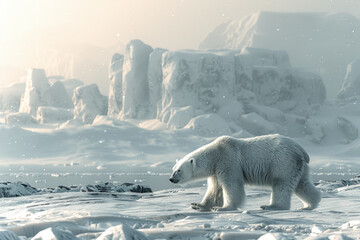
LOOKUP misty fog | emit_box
[1,1,360,239]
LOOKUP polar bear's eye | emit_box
[177,170,181,172]
[190,159,194,164]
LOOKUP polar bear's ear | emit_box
[176,158,179,163]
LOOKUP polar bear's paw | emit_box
[191,203,210,212]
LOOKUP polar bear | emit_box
[169,134,321,211]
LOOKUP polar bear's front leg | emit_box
[191,177,223,211]
[211,171,245,211]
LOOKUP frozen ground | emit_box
[0,115,360,239]
[0,179,359,239]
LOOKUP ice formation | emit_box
[121,39,153,119]
[18,69,73,117]
[36,107,74,124]
[148,48,167,118]
[108,53,124,118]
[19,68,53,116]
[49,80,73,109]
[156,48,324,136]
[0,182,37,198]
[73,84,107,124]
[304,115,359,144]
[158,49,240,123]
[0,82,25,112]
[103,39,331,138]
[337,58,360,99]
[199,12,360,98]
[5,112,37,125]
[0,182,152,198]
[60,78,84,98]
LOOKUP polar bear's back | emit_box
[216,134,310,185]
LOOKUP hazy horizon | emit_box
[1,0,359,90]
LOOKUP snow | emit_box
[121,40,153,119]
[0,178,359,239]
[199,12,360,98]
[73,84,107,124]
[0,108,360,239]
[96,224,149,240]
[32,227,80,240]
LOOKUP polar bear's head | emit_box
[169,145,213,184]
[169,156,196,184]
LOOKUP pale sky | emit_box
[1,0,359,87]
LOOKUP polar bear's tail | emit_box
[297,145,310,164]
[283,137,310,163]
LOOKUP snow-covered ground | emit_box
[0,114,360,239]
[0,178,359,239]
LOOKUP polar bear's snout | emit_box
[169,170,181,183]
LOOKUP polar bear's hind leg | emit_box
[295,166,321,210]
[261,179,295,210]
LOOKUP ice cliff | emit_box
[121,40,153,119]
[108,53,124,118]
[199,12,360,98]
[107,39,331,139]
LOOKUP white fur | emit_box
[169,134,321,211]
